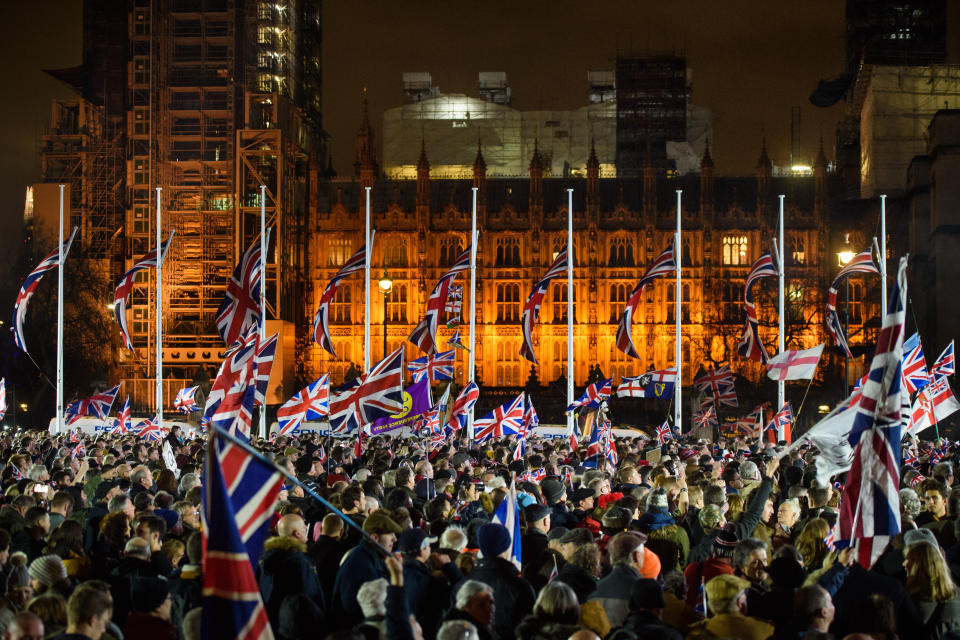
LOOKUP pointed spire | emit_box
[473,139,486,172]
[417,138,430,171]
[757,134,772,171]
[701,138,714,170]
[587,138,599,170]
[814,136,828,169]
[529,138,544,172]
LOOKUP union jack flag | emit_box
[316,444,327,466]
[276,375,330,436]
[409,247,472,355]
[694,365,738,407]
[445,285,462,317]
[765,402,794,444]
[901,333,930,395]
[606,432,619,466]
[203,330,259,440]
[520,468,546,483]
[135,416,163,442]
[113,396,131,435]
[252,332,278,407]
[737,405,767,438]
[202,430,279,640]
[174,386,200,413]
[113,232,174,354]
[902,451,919,467]
[10,466,22,482]
[312,240,370,358]
[933,340,955,380]
[836,257,907,569]
[448,381,480,431]
[0,379,6,422]
[693,405,718,430]
[826,249,879,358]
[585,417,603,458]
[512,396,538,461]
[408,349,456,383]
[616,245,676,359]
[656,421,673,445]
[474,394,525,443]
[929,443,949,464]
[216,229,271,348]
[65,384,121,425]
[328,348,405,433]
[737,252,779,363]
[13,228,77,355]
[72,440,85,459]
[520,246,569,363]
[567,378,613,412]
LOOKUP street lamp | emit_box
[837,234,854,396]
[377,272,393,359]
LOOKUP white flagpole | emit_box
[155,187,163,432]
[364,186,372,373]
[56,185,65,434]
[567,189,575,438]
[674,190,682,432]
[879,194,887,315]
[259,185,267,439]
[468,187,478,442]
[777,194,785,411]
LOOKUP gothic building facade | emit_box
[306,113,881,410]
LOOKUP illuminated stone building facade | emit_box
[308,115,882,414]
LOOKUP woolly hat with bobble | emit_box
[28,555,67,588]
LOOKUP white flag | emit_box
[766,344,825,381]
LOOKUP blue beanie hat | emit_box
[476,522,511,558]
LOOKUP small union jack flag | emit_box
[933,340,955,380]
[448,381,480,431]
[901,333,930,395]
[694,365,738,408]
[902,451,919,466]
[113,396,131,435]
[656,421,673,445]
[216,229,271,348]
[408,349,456,383]
[135,416,163,442]
[616,244,675,359]
[694,405,718,429]
[65,384,121,425]
[474,394,525,443]
[445,285,463,318]
[567,378,613,412]
[520,468,546,482]
[765,402,793,444]
[328,348,405,434]
[174,386,200,413]
[252,332,279,407]
[276,375,329,436]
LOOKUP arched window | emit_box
[722,235,748,266]
[608,238,634,267]
[385,284,407,322]
[440,236,464,267]
[790,235,806,266]
[331,285,351,323]
[384,237,407,267]
[496,237,521,267]
[497,283,520,322]
[328,238,352,266]
[496,339,521,385]
[553,282,569,323]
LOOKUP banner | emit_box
[368,377,432,435]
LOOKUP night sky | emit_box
[2,0,917,266]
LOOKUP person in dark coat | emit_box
[610,578,683,640]
[455,522,536,640]
[398,528,462,638]
[331,510,402,630]
[541,478,578,530]
[257,514,326,631]
[556,542,600,603]
[123,576,177,640]
[108,537,163,628]
[520,504,553,591]
[308,513,347,605]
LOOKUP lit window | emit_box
[496,283,520,322]
[330,285,351,323]
[722,235,748,266]
[384,238,407,267]
[328,238,352,266]
[386,284,407,322]
[790,237,806,265]
[610,284,628,323]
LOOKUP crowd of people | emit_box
[0,424,957,640]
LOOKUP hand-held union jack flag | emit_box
[174,386,200,413]
[448,381,479,431]
[765,402,794,444]
[13,228,78,355]
[567,378,613,412]
[408,349,456,383]
[409,246,472,355]
[616,245,676,359]
[252,332,278,407]
[65,384,121,425]
[135,415,163,442]
[328,347,405,433]
[520,246,569,364]
[901,333,930,395]
[737,252,779,363]
[836,257,907,569]
[216,228,271,348]
[113,396,131,435]
[694,365,738,408]
[826,249,879,358]
[276,375,330,436]
[933,340,955,380]
[656,421,673,445]
[693,405,718,430]
[312,238,371,358]
[202,430,279,640]
[114,231,174,354]
[474,393,524,443]
[203,330,259,441]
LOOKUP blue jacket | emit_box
[332,540,388,627]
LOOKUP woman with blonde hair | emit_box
[794,518,830,571]
[516,581,584,640]
[904,540,960,638]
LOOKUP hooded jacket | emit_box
[258,535,326,630]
